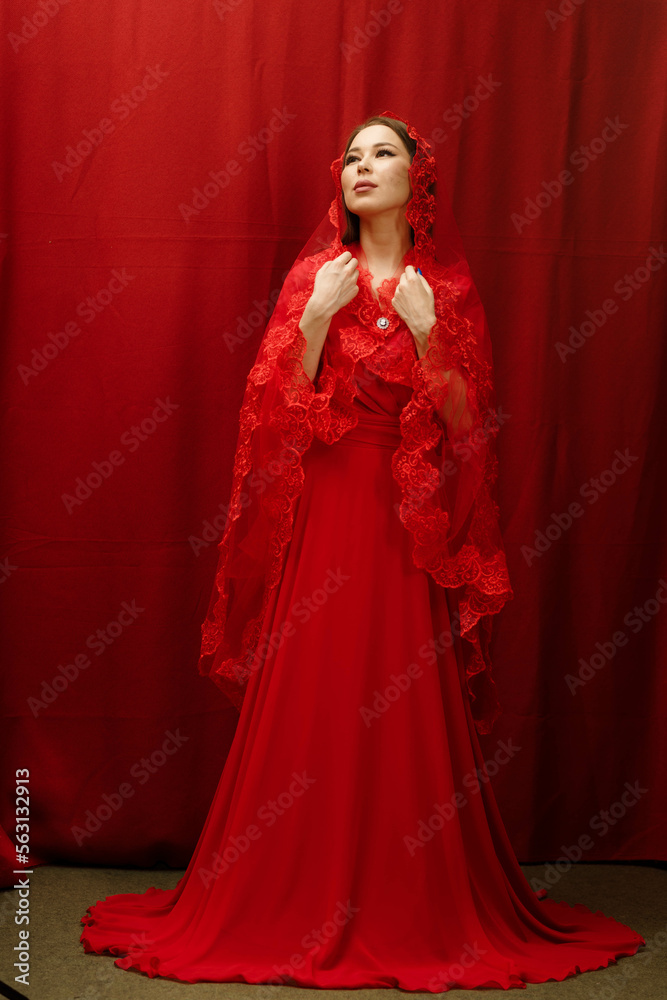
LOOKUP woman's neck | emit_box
[357,212,413,275]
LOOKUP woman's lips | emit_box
[353,182,377,192]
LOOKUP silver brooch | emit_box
[376,316,390,330]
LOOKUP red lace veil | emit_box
[198,111,513,734]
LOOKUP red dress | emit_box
[80,267,645,989]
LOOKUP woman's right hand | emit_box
[308,251,359,319]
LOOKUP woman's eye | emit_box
[345,148,395,166]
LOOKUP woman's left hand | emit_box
[392,266,437,352]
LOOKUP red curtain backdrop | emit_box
[1,0,665,885]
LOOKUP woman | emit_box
[80,112,645,989]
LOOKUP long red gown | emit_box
[80,273,645,988]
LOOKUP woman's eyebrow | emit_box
[347,142,400,153]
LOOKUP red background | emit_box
[1,0,666,885]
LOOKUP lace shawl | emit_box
[198,116,513,734]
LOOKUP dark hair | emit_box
[340,115,417,245]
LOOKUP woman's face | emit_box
[340,124,412,221]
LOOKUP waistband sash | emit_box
[335,409,402,450]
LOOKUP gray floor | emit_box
[0,863,664,1000]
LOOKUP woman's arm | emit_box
[298,299,333,382]
[414,334,473,434]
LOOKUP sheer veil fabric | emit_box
[197,110,513,736]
